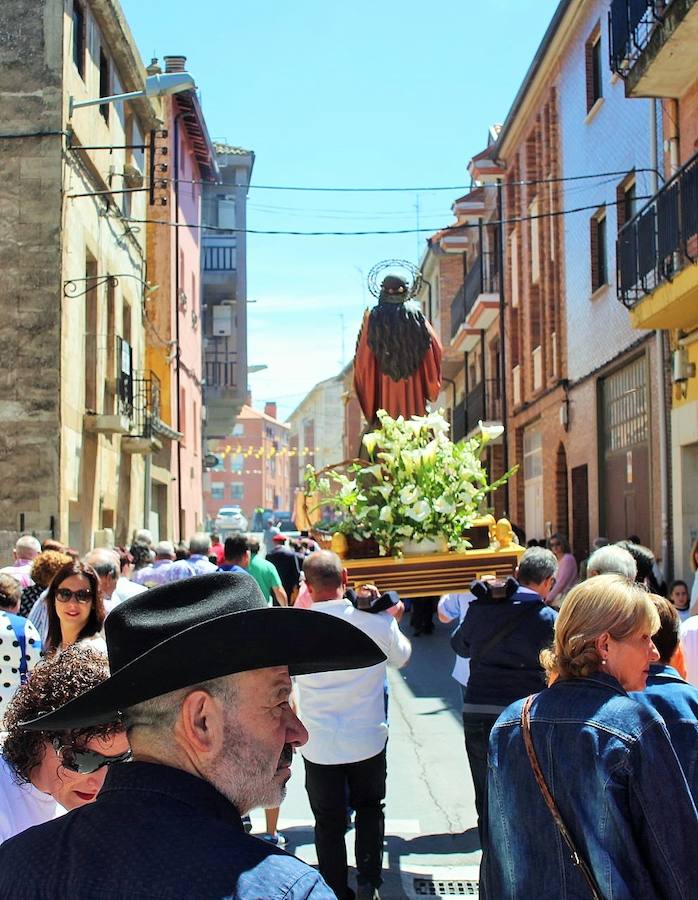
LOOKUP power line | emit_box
[123,194,652,237]
[173,167,662,193]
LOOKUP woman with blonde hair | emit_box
[484,574,697,899]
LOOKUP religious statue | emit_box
[353,261,442,428]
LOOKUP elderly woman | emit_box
[1,647,130,843]
[44,562,107,655]
[484,574,698,899]
[545,533,578,608]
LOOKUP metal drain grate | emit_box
[413,878,479,897]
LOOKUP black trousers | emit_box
[304,748,387,899]
[462,711,500,851]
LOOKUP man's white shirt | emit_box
[681,615,698,687]
[294,598,411,765]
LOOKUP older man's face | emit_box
[211,666,308,815]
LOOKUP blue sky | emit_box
[121,0,560,420]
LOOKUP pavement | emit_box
[248,615,482,899]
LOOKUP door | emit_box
[600,357,650,543]
[523,426,544,542]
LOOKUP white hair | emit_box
[587,545,637,580]
[15,535,41,559]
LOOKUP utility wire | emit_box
[122,194,652,237]
[170,167,663,192]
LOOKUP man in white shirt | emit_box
[681,615,698,687]
[0,535,41,589]
[293,551,411,900]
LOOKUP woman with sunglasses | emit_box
[1,646,130,843]
[44,562,107,655]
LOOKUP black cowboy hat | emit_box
[22,572,386,731]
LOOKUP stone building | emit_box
[0,0,162,550]
[609,0,698,580]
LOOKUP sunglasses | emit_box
[52,738,132,774]
[56,588,93,604]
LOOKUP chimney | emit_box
[163,55,187,73]
[264,402,277,420]
[146,57,161,76]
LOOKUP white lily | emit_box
[407,500,431,523]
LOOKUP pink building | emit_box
[145,55,218,540]
[203,403,291,524]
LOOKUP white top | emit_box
[438,592,474,687]
[691,571,698,608]
[104,578,147,615]
[0,755,64,844]
[681,616,698,688]
[294,598,411,765]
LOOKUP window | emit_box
[231,454,244,473]
[231,483,244,500]
[72,2,85,78]
[232,423,244,436]
[529,199,540,284]
[212,455,226,472]
[616,175,636,233]
[590,207,607,292]
[585,25,602,112]
[211,483,224,501]
[99,48,110,123]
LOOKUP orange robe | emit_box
[353,310,442,423]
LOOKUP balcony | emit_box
[617,147,698,329]
[121,372,163,454]
[450,252,500,348]
[452,379,503,443]
[609,0,698,97]
[203,351,246,438]
[203,243,236,271]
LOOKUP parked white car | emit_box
[214,506,248,533]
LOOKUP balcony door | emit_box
[599,356,650,544]
[523,426,544,542]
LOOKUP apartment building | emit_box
[609,0,698,579]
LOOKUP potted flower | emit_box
[304,409,515,558]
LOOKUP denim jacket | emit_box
[632,663,698,804]
[484,672,698,899]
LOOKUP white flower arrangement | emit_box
[304,409,515,557]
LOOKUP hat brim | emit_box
[21,607,385,731]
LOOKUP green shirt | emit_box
[248,554,283,605]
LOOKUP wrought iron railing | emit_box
[203,244,235,271]
[452,378,503,443]
[608,0,670,76]
[452,399,466,442]
[129,372,161,438]
[464,251,500,319]
[450,283,465,339]
[617,147,698,308]
[449,252,500,339]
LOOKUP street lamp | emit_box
[68,72,196,119]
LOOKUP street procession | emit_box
[1,1,698,897]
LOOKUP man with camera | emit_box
[294,551,411,900]
[450,546,558,854]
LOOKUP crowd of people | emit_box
[0,524,696,898]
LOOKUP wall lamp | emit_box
[68,72,196,119]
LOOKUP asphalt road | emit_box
[248,614,481,899]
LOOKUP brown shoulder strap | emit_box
[520,695,605,900]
